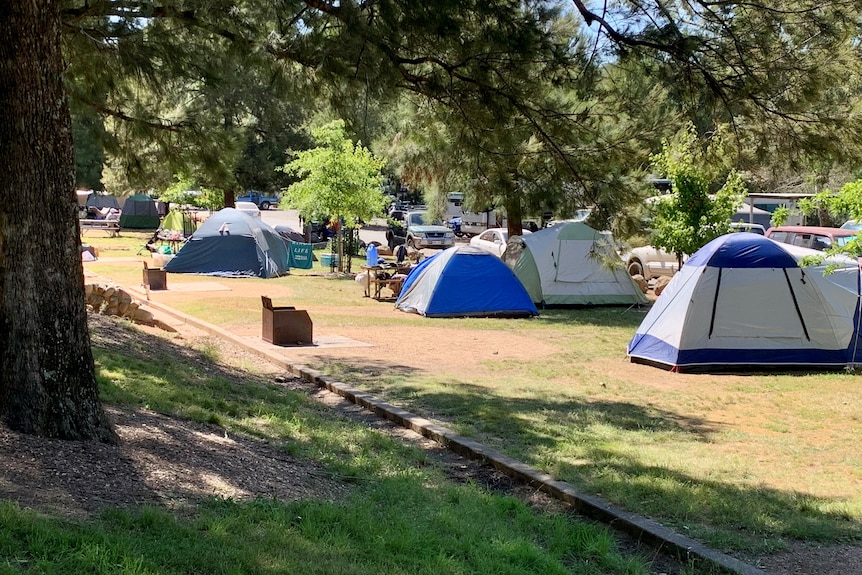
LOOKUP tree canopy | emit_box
[282,120,386,223]
[649,126,747,260]
[281,120,387,271]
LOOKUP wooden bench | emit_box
[80,219,121,237]
[370,277,404,300]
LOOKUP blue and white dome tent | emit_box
[628,233,862,372]
[396,246,538,318]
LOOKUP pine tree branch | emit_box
[80,99,189,132]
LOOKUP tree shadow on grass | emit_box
[310,367,862,552]
[0,315,358,519]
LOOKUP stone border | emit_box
[121,285,767,575]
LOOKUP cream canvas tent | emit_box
[505,221,648,307]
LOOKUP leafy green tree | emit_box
[157,174,225,212]
[71,106,105,190]
[649,127,746,265]
[281,120,387,272]
[382,12,676,237]
[795,181,862,260]
[799,181,862,226]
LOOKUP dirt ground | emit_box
[16,260,851,574]
[1,314,687,574]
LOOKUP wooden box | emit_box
[261,296,313,345]
[142,262,167,291]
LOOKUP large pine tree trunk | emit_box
[0,0,116,442]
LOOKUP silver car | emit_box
[405,211,456,249]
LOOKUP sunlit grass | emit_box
[82,232,862,555]
[6,318,660,575]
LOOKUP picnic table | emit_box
[155,230,185,253]
[80,219,121,237]
[361,264,411,300]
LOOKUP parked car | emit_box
[625,223,766,279]
[236,190,279,210]
[469,228,531,257]
[841,220,862,231]
[386,217,407,248]
[623,245,681,279]
[765,225,859,252]
[235,201,261,218]
[404,211,456,249]
[730,222,766,235]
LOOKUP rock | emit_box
[632,274,648,294]
[82,282,167,330]
[133,308,155,323]
[654,276,671,296]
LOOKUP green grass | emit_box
[283,299,862,554]
[0,491,648,575]
[326,364,862,553]
[81,234,862,557]
[0,318,661,575]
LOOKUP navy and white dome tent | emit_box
[627,233,862,372]
[395,246,538,318]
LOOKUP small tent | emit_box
[164,208,291,278]
[119,194,160,229]
[505,221,648,306]
[83,191,121,210]
[627,233,862,372]
[395,245,538,318]
[161,210,198,238]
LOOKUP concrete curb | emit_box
[123,286,767,575]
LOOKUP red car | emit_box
[765,225,860,252]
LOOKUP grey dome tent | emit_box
[627,233,862,372]
[83,191,121,210]
[164,208,291,278]
[505,221,648,306]
[119,193,160,229]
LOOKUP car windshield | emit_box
[409,212,442,226]
[835,235,857,248]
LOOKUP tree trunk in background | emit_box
[0,1,116,442]
[505,195,524,238]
